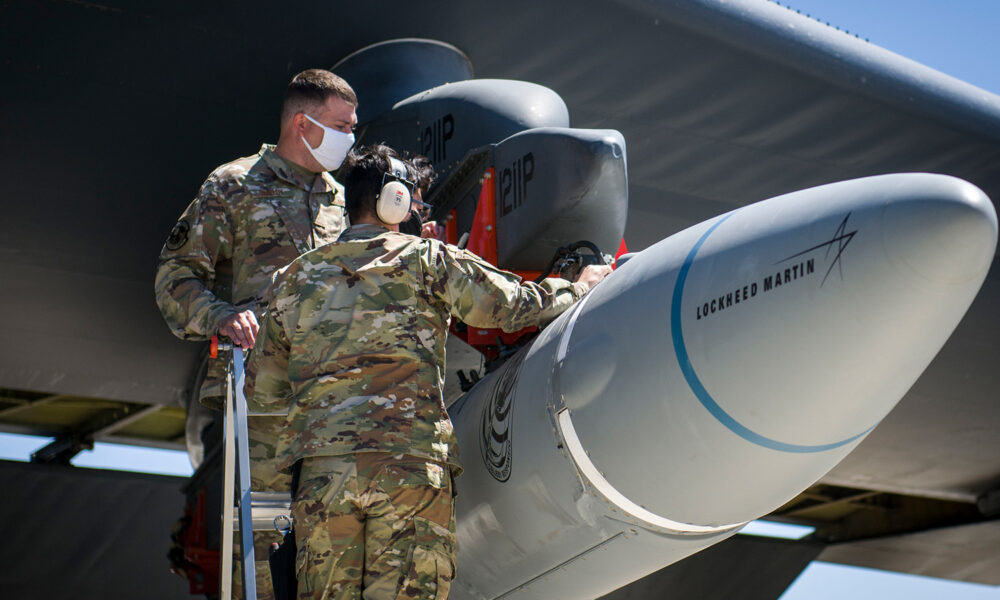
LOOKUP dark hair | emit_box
[342,144,400,222]
[409,154,436,195]
[281,69,357,123]
[342,145,437,223]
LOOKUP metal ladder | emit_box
[214,338,292,600]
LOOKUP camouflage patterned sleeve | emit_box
[153,179,237,340]
[434,242,589,332]
[244,308,293,414]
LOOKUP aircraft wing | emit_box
[1,0,998,589]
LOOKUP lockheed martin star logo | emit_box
[777,213,857,286]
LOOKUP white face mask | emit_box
[301,113,355,171]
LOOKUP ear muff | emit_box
[376,180,412,224]
[386,156,409,180]
[376,156,415,225]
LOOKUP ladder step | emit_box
[232,491,293,532]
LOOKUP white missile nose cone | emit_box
[883,179,998,285]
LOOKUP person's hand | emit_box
[421,220,445,241]
[218,310,259,349]
[576,264,613,290]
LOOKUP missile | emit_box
[447,173,997,600]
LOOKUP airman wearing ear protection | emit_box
[246,144,612,600]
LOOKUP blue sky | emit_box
[774,0,1000,96]
[1,1,998,597]
[0,432,194,477]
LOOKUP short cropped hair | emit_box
[342,144,433,223]
[281,69,357,123]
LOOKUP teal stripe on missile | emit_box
[670,213,874,453]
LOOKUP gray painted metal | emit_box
[229,348,257,600]
[599,534,825,600]
[219,347,292,597]
[220,366,236,599]
[2,0,1000,589]
[446,173,995,599]
[356,79,569,185]
[422,124,628,271]
[331,38,474,125]
[491,127,628,269]
[819,520,1000,586]
[0,460,190,600]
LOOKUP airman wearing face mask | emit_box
[154,69,358,599]
[300,113,355,171]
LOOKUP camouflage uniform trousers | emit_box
[292,452,456,600]
[230,415,291,600]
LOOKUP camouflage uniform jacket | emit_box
[247,224,589,476]
[154,144,347,342]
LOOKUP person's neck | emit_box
[274,135,320,174]
[353,215,398,232]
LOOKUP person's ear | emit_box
[293,113,307,134]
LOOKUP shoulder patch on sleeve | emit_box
[165,219,191,251]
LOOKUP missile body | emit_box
[447,173,997,600]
